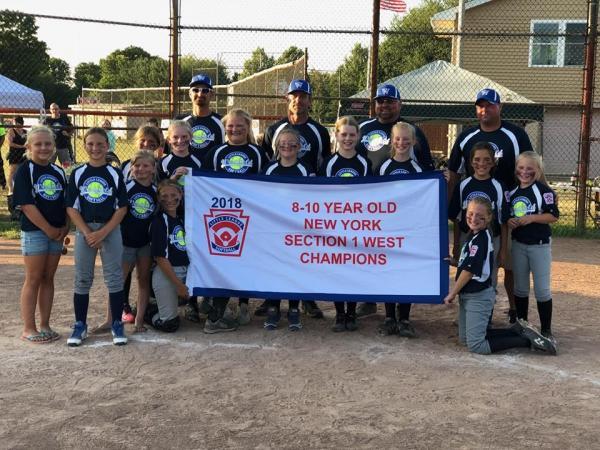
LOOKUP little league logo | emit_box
[512,196,535,218]
[169,225,186,252]
[191,125,215,149]
[220,152,253,174]
[204,209,250,257]
[81,177,112,203]
[129,193,155,219]
[390,168,410,175]
[298,136,311,159]
[361,130,389,152]
[335,168,360,177]
[34,174,62,201]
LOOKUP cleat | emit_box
[67,321,88,347]
[264,307,280,330]
[111,320,128,346]
[287,308,302,331]
[378,317,398,336]
[397,319,417,338]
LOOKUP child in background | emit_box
[319,116,372,332]
[375,122,425,338]
[65,127,128,347]
[444,197,556,355]
[14,126,69,343]
[145,180,188,332]
[508,151,560,344]
[121,125,163,182]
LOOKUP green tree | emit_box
[275,46,305,65]
[336,43,369,97]
[378,0,457,81]
[74,62,101,91]
[98,46,168,88]
[48,57,72,85]
[308,69,338,124]
[239,47,275,80]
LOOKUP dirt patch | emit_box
[1,236,599,449]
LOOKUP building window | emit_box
[529,20,586,67]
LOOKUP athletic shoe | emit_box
[397,319,417,338]
[508,309,517,324]
[356,302,377,318]
[254,301,269,317]
[515,319,557,355]
[238,302,251,325]
[332,314,346,332]
[184,303,201,323]
[345,313,358,331]
[287,308,302,331]
[541,329,558,348]
[302,301,324,319]
[111,320,128,346]
[264,307,280,330]
[204,317,238,334]
[377,318,398,336]
[67,321,88,347]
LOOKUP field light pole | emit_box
[169,0,180,118]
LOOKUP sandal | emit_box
[134,325,148,333]
[20,333,52,344]
[40,329,60,341]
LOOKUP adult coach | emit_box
[44,103,73,168]
[356,84,434,172]
[261,79,331,319]
[356,84,434,320]
[176,74,225,159]
[447,88,533,323]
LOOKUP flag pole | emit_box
[369,0,381,116]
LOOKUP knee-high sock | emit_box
[514,296,529,321]
[73,293,90,324]
[537,299,553,334]
[109,291,125,323]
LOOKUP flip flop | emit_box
[20,333,52,344]
[40,329,61,341]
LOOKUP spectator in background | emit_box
[102,119,117,153]
[44,103,73,168]
[7,116,27,196]
[0,118,7,190]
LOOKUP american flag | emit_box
[381,0,407,13]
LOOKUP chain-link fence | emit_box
[1,1,598,232]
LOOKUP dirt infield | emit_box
[1,235,599,449]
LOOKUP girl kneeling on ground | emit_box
[444,197,556,355]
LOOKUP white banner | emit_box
[185,171,448,303]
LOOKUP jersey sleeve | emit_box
[413,126,434,171]
[156,157,169,180]
[12,163,34,207]
[115,171,128,208]
[66,169,80,209]
[540,186,560,218]
[150,215,168,258]
[459,233,488,277]
[448,135,464,173]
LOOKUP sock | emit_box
[288,300,299,310]
[266,299,281,312]
[514,296,529,321]
[109,291,125,324]
[488,334,530,353]
[537,299,553,334]
[346,302,357,315]
[397,303,412,321]
[385,303,396,319]
[188,296,198,307]
[334,302,345,315]
[239,297,249,305]
[73,293,90,324]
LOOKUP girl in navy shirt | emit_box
[14,126,68,343]
[444,197,556,355]
[157,121,202,184]
[146,180,189,332]
[66,127,128,347]
[320,116,371,332]
[508,151,560,345]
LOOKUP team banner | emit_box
[185,171,448,303]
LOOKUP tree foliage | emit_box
[336,43,369,97]
[378,0,457,81]
[275,46,305,65]
[74,62,102,92]
[97,46,169,88]
[238,47,275,80]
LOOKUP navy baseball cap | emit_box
[190,74,213,88]
[374,84,401,100]
[287,79,312,95]
[476,88,501,104]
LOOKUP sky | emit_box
[3,0,424,75]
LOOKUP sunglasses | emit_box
[191,87,212,94]
[375,98,397,104]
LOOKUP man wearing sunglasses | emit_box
[260,79,330,320]
[356,84,434,173]
[176,74,225,160]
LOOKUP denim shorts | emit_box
[21,230,63,256]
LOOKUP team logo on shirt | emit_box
[203,209,249,257]
[298,136,311,159]
[390,168,409,175]
[511,196,535,218]
[361,130,389,152]
[129,193,155,220]
[489,142,503,160]
[463,191,492,209]
[34,174,62,201]
[169,225,186,251]
[220,152,253,174]
[191,125,215,149]
[469,245,479,257]
[335,168,360,177]
[543,192,554,205]
[80,177,112,203]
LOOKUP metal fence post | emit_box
[169,0,180,118]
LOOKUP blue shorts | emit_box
[21,230,63,256]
